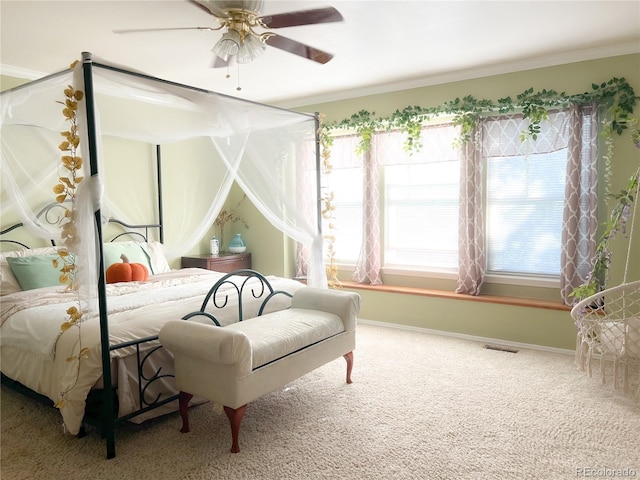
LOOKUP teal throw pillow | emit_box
[6,254,67,291]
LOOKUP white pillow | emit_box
[598,321,625,356]
[599,317,640,358]
[0,255,21,295]
[626,316,640,358]
[147,241,171,273]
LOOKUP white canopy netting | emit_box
[1,53,326,314]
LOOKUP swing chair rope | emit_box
[622,168,640,285]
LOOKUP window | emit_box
[486,150,567,276]
[324,108,594,290]
[384,161,459,268]
[323,135,363,263]
[324,165,363,262]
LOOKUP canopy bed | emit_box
[0,52,326,458]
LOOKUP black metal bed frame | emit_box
[1,208,293,455]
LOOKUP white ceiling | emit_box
[1,1,639,108]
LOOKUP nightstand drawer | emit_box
[181,253,252,273]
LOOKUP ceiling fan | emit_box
[114,1,343,68]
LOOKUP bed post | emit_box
[314,113,322,236]
[156,145,164,244]
[82,52,116,459]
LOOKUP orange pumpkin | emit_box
[106,254,149,284]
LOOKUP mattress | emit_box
[0,268,305,434]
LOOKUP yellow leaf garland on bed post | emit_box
[318,114,340,288]
[52,66,87,411]
[54,83,84,290]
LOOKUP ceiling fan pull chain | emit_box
[236,63,242,91]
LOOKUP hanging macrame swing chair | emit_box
[571,171,640,394]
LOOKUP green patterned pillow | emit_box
[6,255,66,291]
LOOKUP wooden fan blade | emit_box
[113,26,217,34]
[265,35,334,64]
[260,7,343,29]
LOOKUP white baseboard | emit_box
[358,318,575,356]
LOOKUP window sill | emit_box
[334,265,559,289]
[337,281,571,312]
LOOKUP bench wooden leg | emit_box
[224,404,248,453]
[179,391,194,433]
[343,351,354,384]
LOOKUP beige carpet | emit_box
[1,322,639,480]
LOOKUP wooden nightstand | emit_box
[181,253,252,273]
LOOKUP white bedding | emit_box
[2,269,235,357]
[0,268,305,435]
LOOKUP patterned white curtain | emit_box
[560,104,599,304]
[352,145,382,285]
[456,125,485,295]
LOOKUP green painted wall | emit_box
[288,53,640,351]
[0,74,29,91]
[342,288,575,351]
[286,54,640,349]
[225,184,289,277]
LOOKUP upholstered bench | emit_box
[159,287,361,453]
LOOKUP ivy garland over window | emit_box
[321,77,637,156]
[317,77,639,299]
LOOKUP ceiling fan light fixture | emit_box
[236,32,266,64]
[212,29,241,58]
